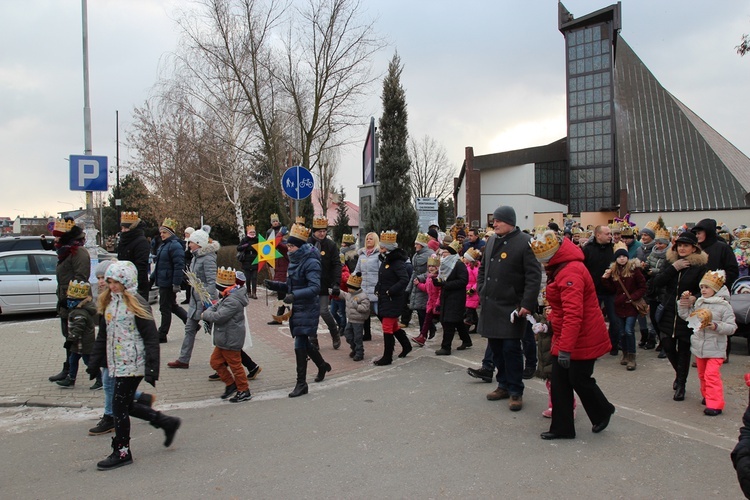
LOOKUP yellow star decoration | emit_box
[252,234,283,271]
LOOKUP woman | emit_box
[265,224,331,397]
[237,225,259,299]
[601,242,647,371]
[530,231,614,440]
[434,240,472,355]
[652,231,708,401]
[373,230,411,365]
[354,232,382,341]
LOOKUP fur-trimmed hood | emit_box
[666,248,708,266]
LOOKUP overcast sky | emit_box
[2,0,749,221]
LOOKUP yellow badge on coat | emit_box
[385,264,390,269]
[500,252,507,259]
[321,251,326,256]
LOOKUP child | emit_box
[534,301,577,418]
[463,248,481,332]
[341,272,370,361]
[57,280,97,388]
[88,261,181,470]
[202,267,252,403]
[409,254,441,346]
[677,269,737,415]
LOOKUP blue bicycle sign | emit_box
[281,166,315,200]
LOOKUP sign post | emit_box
[281,166,315,219]
[69,155,108,192]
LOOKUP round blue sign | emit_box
[281,166,314,200]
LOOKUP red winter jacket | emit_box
[545,238,611,360]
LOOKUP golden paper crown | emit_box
[216,266,237,286]
[67,280,91,299]
[312,216,328,229]
[347,272,363,288]
[415,233,431,246]
[455,216,465,224]
[161,218,179,233]
[120,211,139,224]
[342,234,356,244]
[464,248,481,262]
[270,213,280,223]
[295,216,306,225]
[54,218,76,233]
[580,230,593,240]
[719,231,732,243]
[620,226,634,237]
[380,230,398,244]
[608,222,622,232]
[289,223,310,241]
[737,229,750,240]
[571,226,583,235]
[529,230,560,263]
[700,270,726,292]
[613,241,628,254]
[532,225,547,235]
[644,220,659,231]
[427,255,441,267]
[655,228,671,241]
[689,308,713,330]
[246,224,256,232]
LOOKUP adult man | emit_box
[462,227,486,254]
[309,216,342,349]
[583,225,618,355]
[151,218,188,343]
[117,212,151,301]
[477,206,542,412]
[693,218,740,290]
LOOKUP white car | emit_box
[0,250,58,315]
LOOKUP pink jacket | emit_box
[465,264,480,309]
[417,274,442,314]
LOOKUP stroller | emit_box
[730,276,750,355]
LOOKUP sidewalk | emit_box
[2,290,750,447]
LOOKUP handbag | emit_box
[617,278,649,316]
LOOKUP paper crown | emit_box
[161,218,179,233]
[620,226,634,237]
[737,228,750,240]
[446,239,462,254]
[53,218,76,233]
[571,226,583,235]
[655,228,671,241]
[246,224,256,232]
[312,216,328,229]
[719,231,732,243]
[427,254,440,266]
[464,248,481,262]
[613,241,628,254]
[689,308,713,330]
[216,267,237,287]
[289,223,310,241]
[579,230,593,240]
[347,272,363,288]
[380,230,398,244]
[529,230,560,263]
[532,225,548,235]
[270,213,280,223]
[644,220,659,231]
[455,216,465,224]
[295,216,306,225]
[67,280,91,299]
[342,234,356,244]
[120,211,139,224]
[415,233,431,246]
[700,269,726,292]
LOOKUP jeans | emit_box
[178,317,201,363]
[488,338,524,396]
[67,352,89,380]
[330,298,347,329]
[598,293,618,349]
[158,286,188,336]
[343,322,364,357]
[481,342,495,372]
[522,322,537,370]
[614,315,637,353]
[103,367,114,417]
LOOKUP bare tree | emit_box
[314,146,339,218]
[737,33,750,56]
[408,135,456,201]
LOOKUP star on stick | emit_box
[253,234,283,271]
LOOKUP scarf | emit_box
[439,254,459,281]
[56,239,83,263]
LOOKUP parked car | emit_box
[0,236,48,253]
[0,250,58,315]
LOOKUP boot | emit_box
[331,330,342,350]
[673,383,686,401]
[97,437,133,470]
[56,375,75,388]
[626,353,637,371]
[410,334,426,347]
[308,347,332,382]
[620,352,628,366]
[374,334,395,366]
[88,414,115,436]
[289,348,309,397]
[49,361,70,382]
[150,412,181,447]
[394,330,412,358]
[135,393,155,408]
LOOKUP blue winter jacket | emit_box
[267,243,321,337]
[151,235,185,288]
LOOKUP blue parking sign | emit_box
[70,155,108,191]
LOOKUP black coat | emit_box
[652,249,708,341]
[117,226,151,296]
[438,259,469,324]
[731,402,750,499]
[310,236,342,296]
[375,248,409,318]
[237,236,259,270]
[583,240,614,295]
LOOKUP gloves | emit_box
[145,375,156,387]
[532,323,548,334]
[432,276,443,287]
[332,286,340,297]
[172,285,181,294]
[283,293,294,304]
[87,366,101,381]
[265,279,280,292]
[557,351,571,369]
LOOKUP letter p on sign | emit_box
[69,155,108,191]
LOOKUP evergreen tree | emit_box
[438,198,454,231]
[368,53,417,251]
[332,186,351,243]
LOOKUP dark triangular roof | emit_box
[613,37,750,211]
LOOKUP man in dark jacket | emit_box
[309,217,342,349]
[692,218,739,290]
[117,212,151,301]
[477,206,542,412]
[583,225,618,355]
[151,218,187,343]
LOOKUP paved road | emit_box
[1,290,749,497]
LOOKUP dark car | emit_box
[0,236,48,253]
